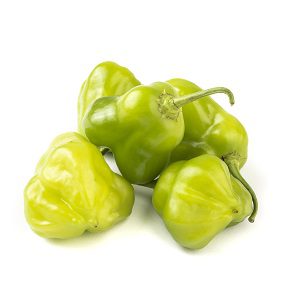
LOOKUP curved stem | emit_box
[173,87,235,108]
[224,157,258,223]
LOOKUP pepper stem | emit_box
[223,154,258,223]
[173,87,235,108]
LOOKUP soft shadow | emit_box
[47,185,154,248]
[180,219,253,254]
[132,184,154,220]
[47,219,130,248]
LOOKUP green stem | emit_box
[224,156,258,223]
[173,87,235,108]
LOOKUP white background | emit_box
[0,0,289,291]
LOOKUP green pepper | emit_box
[152,154,253,249]
[24,132,134,239]
[82,82,234,185]
[78,61,140,133]
[167,78,258,222]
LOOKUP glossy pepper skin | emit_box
[152,155,253,249]
[168,78,247,166]
[24,132,134,239]
[78,61,140,132]
[167,78,258,222]
[83,82,184,184]
[82,81,233,185]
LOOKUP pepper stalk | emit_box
[223,153,258,223]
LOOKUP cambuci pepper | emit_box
[152,155,253,249]
[24,132,134,239]
[24,60,258,248]
[167,78,258,222]
[82,81,234,184]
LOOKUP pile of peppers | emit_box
[24,61,258,249]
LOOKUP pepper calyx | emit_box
[222,151,242,167]
[157,90,180,120]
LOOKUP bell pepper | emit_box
[24,132,134,239]
[78,61,140,133]
[152,154,253,249]
[167,78,258,222]
[82,81,233,184]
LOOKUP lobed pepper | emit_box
[167,78,258,222]
[24,132,134,239]
[82,81,233,185]
[152,154,253,249]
